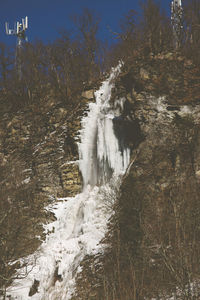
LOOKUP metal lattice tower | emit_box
[171,0,183,49]
[5,17,28,78]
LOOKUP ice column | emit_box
[79,64,130,187]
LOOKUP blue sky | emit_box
[0,0,172,46]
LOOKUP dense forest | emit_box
[0,0,200,299]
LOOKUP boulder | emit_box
[81,89,94,100]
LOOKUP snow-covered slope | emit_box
[7,64,130,300]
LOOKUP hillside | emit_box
[71,53,200,300]
[0,0,200,298]
[0,50,199,299]
[0,86,96,297]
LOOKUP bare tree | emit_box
[0,43,12,87]
[73,9,100,79]
[140,0,173,54]
[183,0,200,64]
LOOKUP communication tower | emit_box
[171,0,183,49]
[5,16,28,46]
[5,17,28,78]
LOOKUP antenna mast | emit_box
[171,0,183,49]
[5,16,28,78]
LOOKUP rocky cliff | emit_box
[0,93,93,198]
[0,87,96,295]
[72,53,200,299]
[0,52,200,299]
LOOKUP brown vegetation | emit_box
[0,158,48,298]
[0,1,199,299]
[73,110,200,300]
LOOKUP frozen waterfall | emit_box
[6,64,130,300]
[79,64,130,187]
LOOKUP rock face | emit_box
[81,89,94,100]
[72,55,200,299]
[0,53,199,299]
[0,91,95,199]
[0,89,95,294]
[115,101,200,299]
